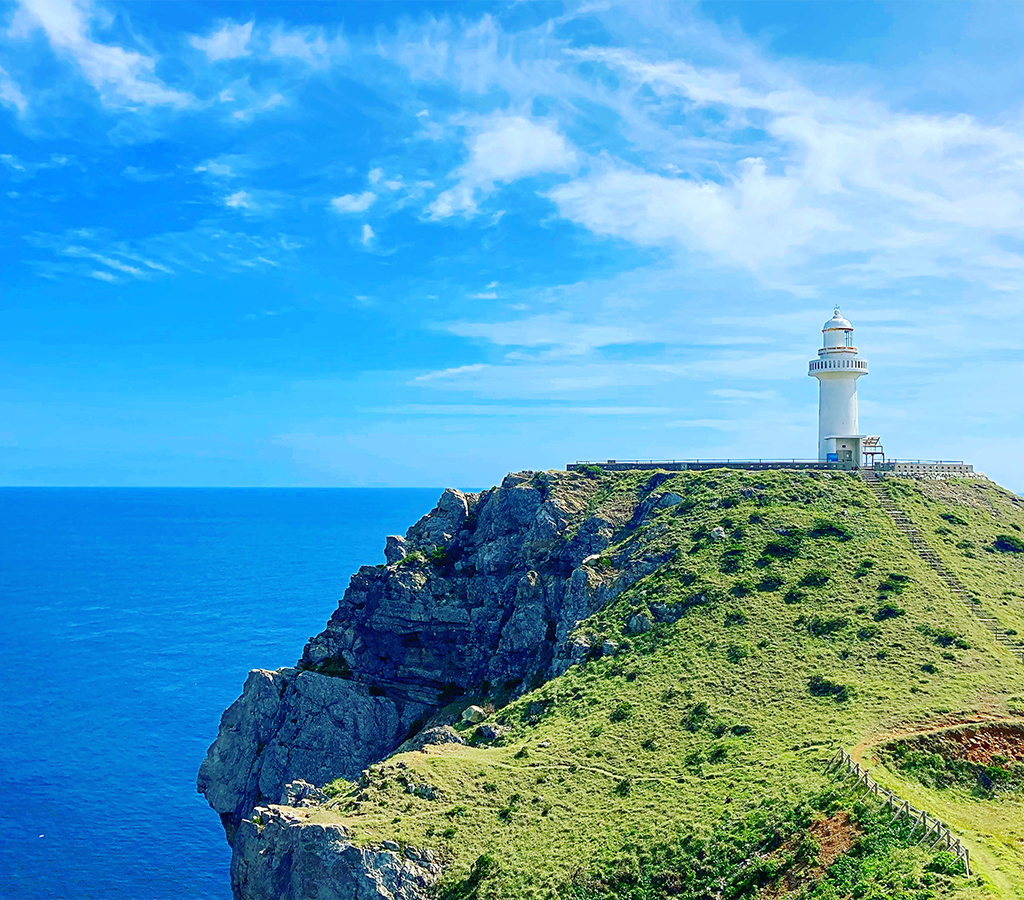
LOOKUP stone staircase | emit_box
[860,470,1024,665]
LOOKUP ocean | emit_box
[0,487,443,900]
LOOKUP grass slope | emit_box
[302,469,1024,899]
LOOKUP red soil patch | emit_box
[761,812,863,898]
[890,723,1024,767]
[809,811,861,869]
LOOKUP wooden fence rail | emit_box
[825,748,970,876]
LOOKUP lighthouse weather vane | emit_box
[808,307,868,464]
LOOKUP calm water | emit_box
[0,488,442,900]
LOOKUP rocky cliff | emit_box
[198,469,670,894]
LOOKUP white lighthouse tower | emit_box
[808,308,868,465]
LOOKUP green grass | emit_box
[297,468,1024,899]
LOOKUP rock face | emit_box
[232,806,440,900]
[199,470,677,895]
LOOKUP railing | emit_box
[573,459,827,465]
[826,748,970,875]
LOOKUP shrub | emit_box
[757,574,785,592]
[857,625,880,641]
[724,610,748,627]
[939,512,968,526]
[577,464,604,478]
[783,588,806,604]
[808,674,852,702]
[729,581,751,598]
[806,616,849,637]
[799,569,830,588]
[878,573,911,595]
[683,701,711,732]
[762,535,801,560]
[874,603,906,621]
[707,744,728,762]
[994,533,1024,553]
[720,547,744,574]
[853,559,875,579]
[613,776,633,796]
[609,701,633,723]
[809,520,852,541]
[921,663,937,674]
[726,643,751,663]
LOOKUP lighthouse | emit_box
[808,308,868,465]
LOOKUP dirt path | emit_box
[850,709,1022,763]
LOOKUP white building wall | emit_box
[818,374,859,458]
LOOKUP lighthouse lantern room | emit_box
[808,308,868,465]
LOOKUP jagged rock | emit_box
[280,779,328,807]
[475,723,511,741]
[232,806,439,900]
[199,469,674,892]
[399,725,466,753]
[197,667,415,840]
[657,492,684,508]
[709,526,728,542]
[626,613,652,634]
[601,640,619,657]
[385,535,408,564]
[461,705,487,724]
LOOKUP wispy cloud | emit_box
[189,20,253,61]
[0,65,28,113]
[10,0,191,108]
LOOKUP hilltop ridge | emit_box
[199,468,1024,900]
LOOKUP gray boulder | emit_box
[232,806,439,900]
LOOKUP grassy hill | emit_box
[293,468,1024,900]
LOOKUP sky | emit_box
[2,1,1024,491]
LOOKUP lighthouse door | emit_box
[840,448,853,463]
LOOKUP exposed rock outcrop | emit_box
[199,470,678,895]
[232,806,439,900]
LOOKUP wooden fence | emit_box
[825,747,970,876]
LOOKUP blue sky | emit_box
[3,1,1024,490]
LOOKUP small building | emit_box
[808,308,868,464]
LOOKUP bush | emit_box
[939,512,968,526]
[808,674,853,702]
[874,603,906,621]
[729,581,751,598]
[806,615,849,637]
[726,643,751,663]
[577,464,604,479]
[799,569,830,588]
[857,625,879,641]
[809,520,852,541]
[683,701,711,732]
[783,588,806,604]
[757,574,785,592]
[724,610,748,627]
[763,535,801,559]
[609,701,633,723]
[720,547,744,573]
[994,533,1024,553]
[878,573,911,595]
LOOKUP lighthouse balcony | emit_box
[808,358,868,375]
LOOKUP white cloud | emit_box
[224,190,254,209]
[11,0,191,108]
[442,315,653,356]
[267,26,345,67]
[0,66,28,114]
[429,113,578,219]
[361,223,375,246]
[471,291,497,300]
[89,269,116,282]
[330,191,376,213]
[189,20,253,61]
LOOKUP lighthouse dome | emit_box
[823,308,853,332]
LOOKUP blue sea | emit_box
[0,488,443,900]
